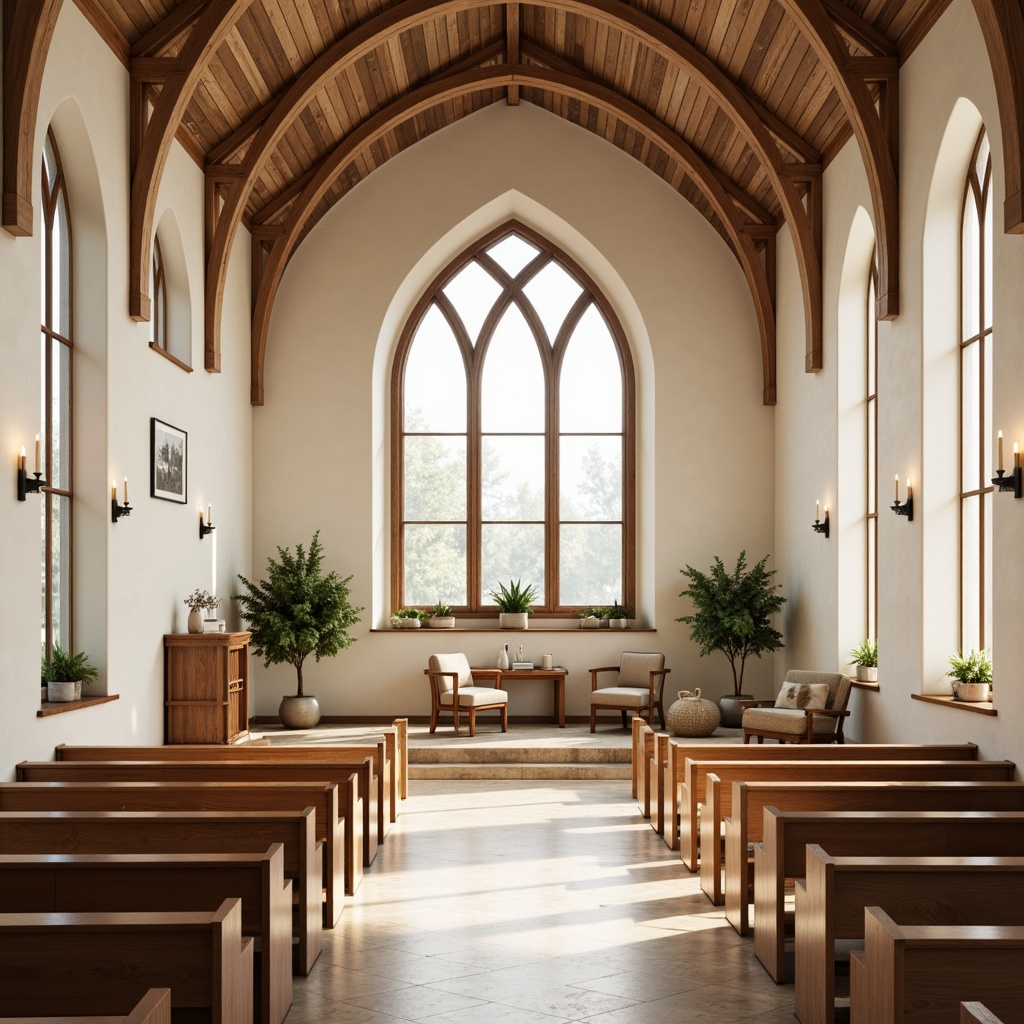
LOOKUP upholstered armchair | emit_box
[589,652,670,732]
[425,653,509,737]
[740,669,852,744]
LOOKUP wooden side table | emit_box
[472,667,568,727]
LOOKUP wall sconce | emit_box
[812,500,829,538]
[891,475,913,521]
[111,478,132,523]
[199,504,215,539]
[16,435,44,500]
[992,431,1023,499]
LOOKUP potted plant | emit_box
[391,608,424,628]
[184,588,219,634]
[41,642,99,703]
[234,531,363,729]
[677,551,786,726]
[578,608,602,629]
[849,638,878,682]
[947,648,992,702]
[608,603,633,629]
[490,578,538,629]
[425,602,455,629]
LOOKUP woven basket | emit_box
[666,688,721,737]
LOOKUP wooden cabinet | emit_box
[164,632,251,744]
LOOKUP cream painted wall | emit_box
[0,3,252,776]
[254,101,776,720]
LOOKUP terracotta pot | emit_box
[279,695,321,729]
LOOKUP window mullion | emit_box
[467,346,482,611]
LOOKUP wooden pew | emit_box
[631,716,645,799]
[850,907,1024,1024]
[680,755,1013,871]
[16,757,378,868]
[961,1004,1008,1024]
[0,809,323,976]
[662,742,980,853]
[0,846,292,1024]
[794,846,1024,1024]
[0,898,252,1024]
[753,808,1024,983]
[0,987,171,1024]
[717,778,1024,924]
[0,778,359,912]
[647,733,672,833]
[634,724,657,818]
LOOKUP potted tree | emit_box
[947,648,992,702]
[849,638,878,682]
[235,531,363,729]
[41,642,99,703]
[677,551,786,726]
[425,602,455,628]
[489,578,538,629]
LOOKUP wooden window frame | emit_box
[866,261,878,642]
[390,221,636,618]
[151,235,167,352]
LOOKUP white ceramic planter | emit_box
[855,666,878,682]
[499,612,528,629]
[951,680,990,702]
[580,616,601,629]
[398,618,421,628]
[609,618,630,629]
[47,679,82,702]
[427,616,455,628]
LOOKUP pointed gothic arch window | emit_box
[866,259,878,642]
[391,223,635,616]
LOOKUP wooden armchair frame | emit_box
[424,664,508,737]
[589,660,670,732]
[740,701,850,744]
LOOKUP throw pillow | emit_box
[774,681,830,710]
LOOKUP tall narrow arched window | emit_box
[865,261,878,642]
[151,236,167,352]
[392,223,635,616]
[959,128,993,653]
[40,128,73,655]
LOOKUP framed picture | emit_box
[150,417,187,503]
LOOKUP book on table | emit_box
[511,661,534,670]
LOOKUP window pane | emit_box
[962,193,980,340]
[867,398,877,514]
[560,436,621,520]
[53,190,70,339]
[442,261,502,345]
[404,436,466,520]
[560,305,622,432]
[983,333,993,480]
[481,304,545,432]
[523,260,583,344]
[481,524,544,605]
[51,337,70,491]
[866,517,877,640]
[961,493,980,649]
[961,341,979,492]
[50,493,71,649]
[486,234,539,278]
[404,305,466,432]
[404,524,466,606]
[983,492,993,653]
[983,179,993,330]
[482,436,544,520]
[560,524,621,606]
[867,274,877,392]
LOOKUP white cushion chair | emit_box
[589,652,670,732]
[425,653,509,737]
[740,669,852,744]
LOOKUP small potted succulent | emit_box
[849,638,878,682]
[42,642,99,703]
[578,608,602,629]
[947,648,992,702]
[391,608,424,628]
[608,603,633,629]
[426,602,455,629]
[490,578,538,629]
[184,588,219,634]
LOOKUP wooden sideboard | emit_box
[164,632,251,744]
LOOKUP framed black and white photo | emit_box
[150,417,187,503]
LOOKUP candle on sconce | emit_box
[816,500,820,521]
[906,479,913,501]
[123,478,128,504]
[19,446,26,472]
[111,479,117,501]
[894,475,900,502]
[1015,442,1020,470]
[998,431,1005,472]
[206,504,212,526]
[34,434,40,474]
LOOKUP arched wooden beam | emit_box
[128,0,257,322]
[205,0,819,382]
[2,0,63,236]
[971,0,1024,233]
[248,64,777,408]
[776,0,900,319]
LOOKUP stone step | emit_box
[409,762,631,780]
[409,745,631,765]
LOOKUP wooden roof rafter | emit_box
[247,63,778,408]
[130,0,208,59]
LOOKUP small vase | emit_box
[498,644,510,670]
[187,609,204,634]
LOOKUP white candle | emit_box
[19,446,26,472]
[998,430,1004,471]
[111,479,117,501]
[123,478,128,504]
[34,434,40,474]
[907,478,913,500]
[894,475,899,502]
[816,500,820,521]
[206,504,212,526]
[1015,443,1020,470]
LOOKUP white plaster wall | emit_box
[255,101,776,720]
[0,3,252,776]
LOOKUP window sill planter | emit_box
[580,616,601,629]
[855,666,877,682]
[46,680,82,702]
[426,617,455,629]
[499,612,529,629]
[397,618,421,628]
[608,618,632,629]
[951,681,990,702]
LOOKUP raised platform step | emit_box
[409,762,631,780]
[410,745,631,764]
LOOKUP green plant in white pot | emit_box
[490,578,538,629]
[41,642,99,703]
[425,602,455,629]
[390,607,424,628]
[947,648,992,702]
[849,638,878,682]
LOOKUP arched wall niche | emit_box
[154,209,192,367]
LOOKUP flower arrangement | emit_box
[184,589,220,614]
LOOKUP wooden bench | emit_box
[0,808,323,976]
[0,846,292,1024]
[794,846,1024,1024]
[661,742,980,853]
[0,987,171,1024]
[631,721,658,816]
[17,756,378,868]
[0,898,252,1024]
[716,778,1024,923]
[753,808,1024,983]
[850,907,1024,1024]
[0,778,358,913]
[961,1004,1008,1024]
[680,755,1013,871]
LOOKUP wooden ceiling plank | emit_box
[821,0,898,56]
[131,0,206,58]
[507,2,520,104]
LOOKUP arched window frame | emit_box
[865,259,878,642]
[40,126,74,656]
[959,127,993,653]
[390,221,636,617]
[151,235,167,353]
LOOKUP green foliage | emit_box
[234,532,363,697]
[849,638,878,668]
[428,602,453,618]
[677,551,786,696]
[609,603,633,620]
[489,578,539,613]
[947,648,992,684]
[391,608,425,624]
[41,642,99,685]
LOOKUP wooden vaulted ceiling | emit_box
[6,0,1024,406]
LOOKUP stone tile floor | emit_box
[291,779,793,1023]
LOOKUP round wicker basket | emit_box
[666,688,721,737]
